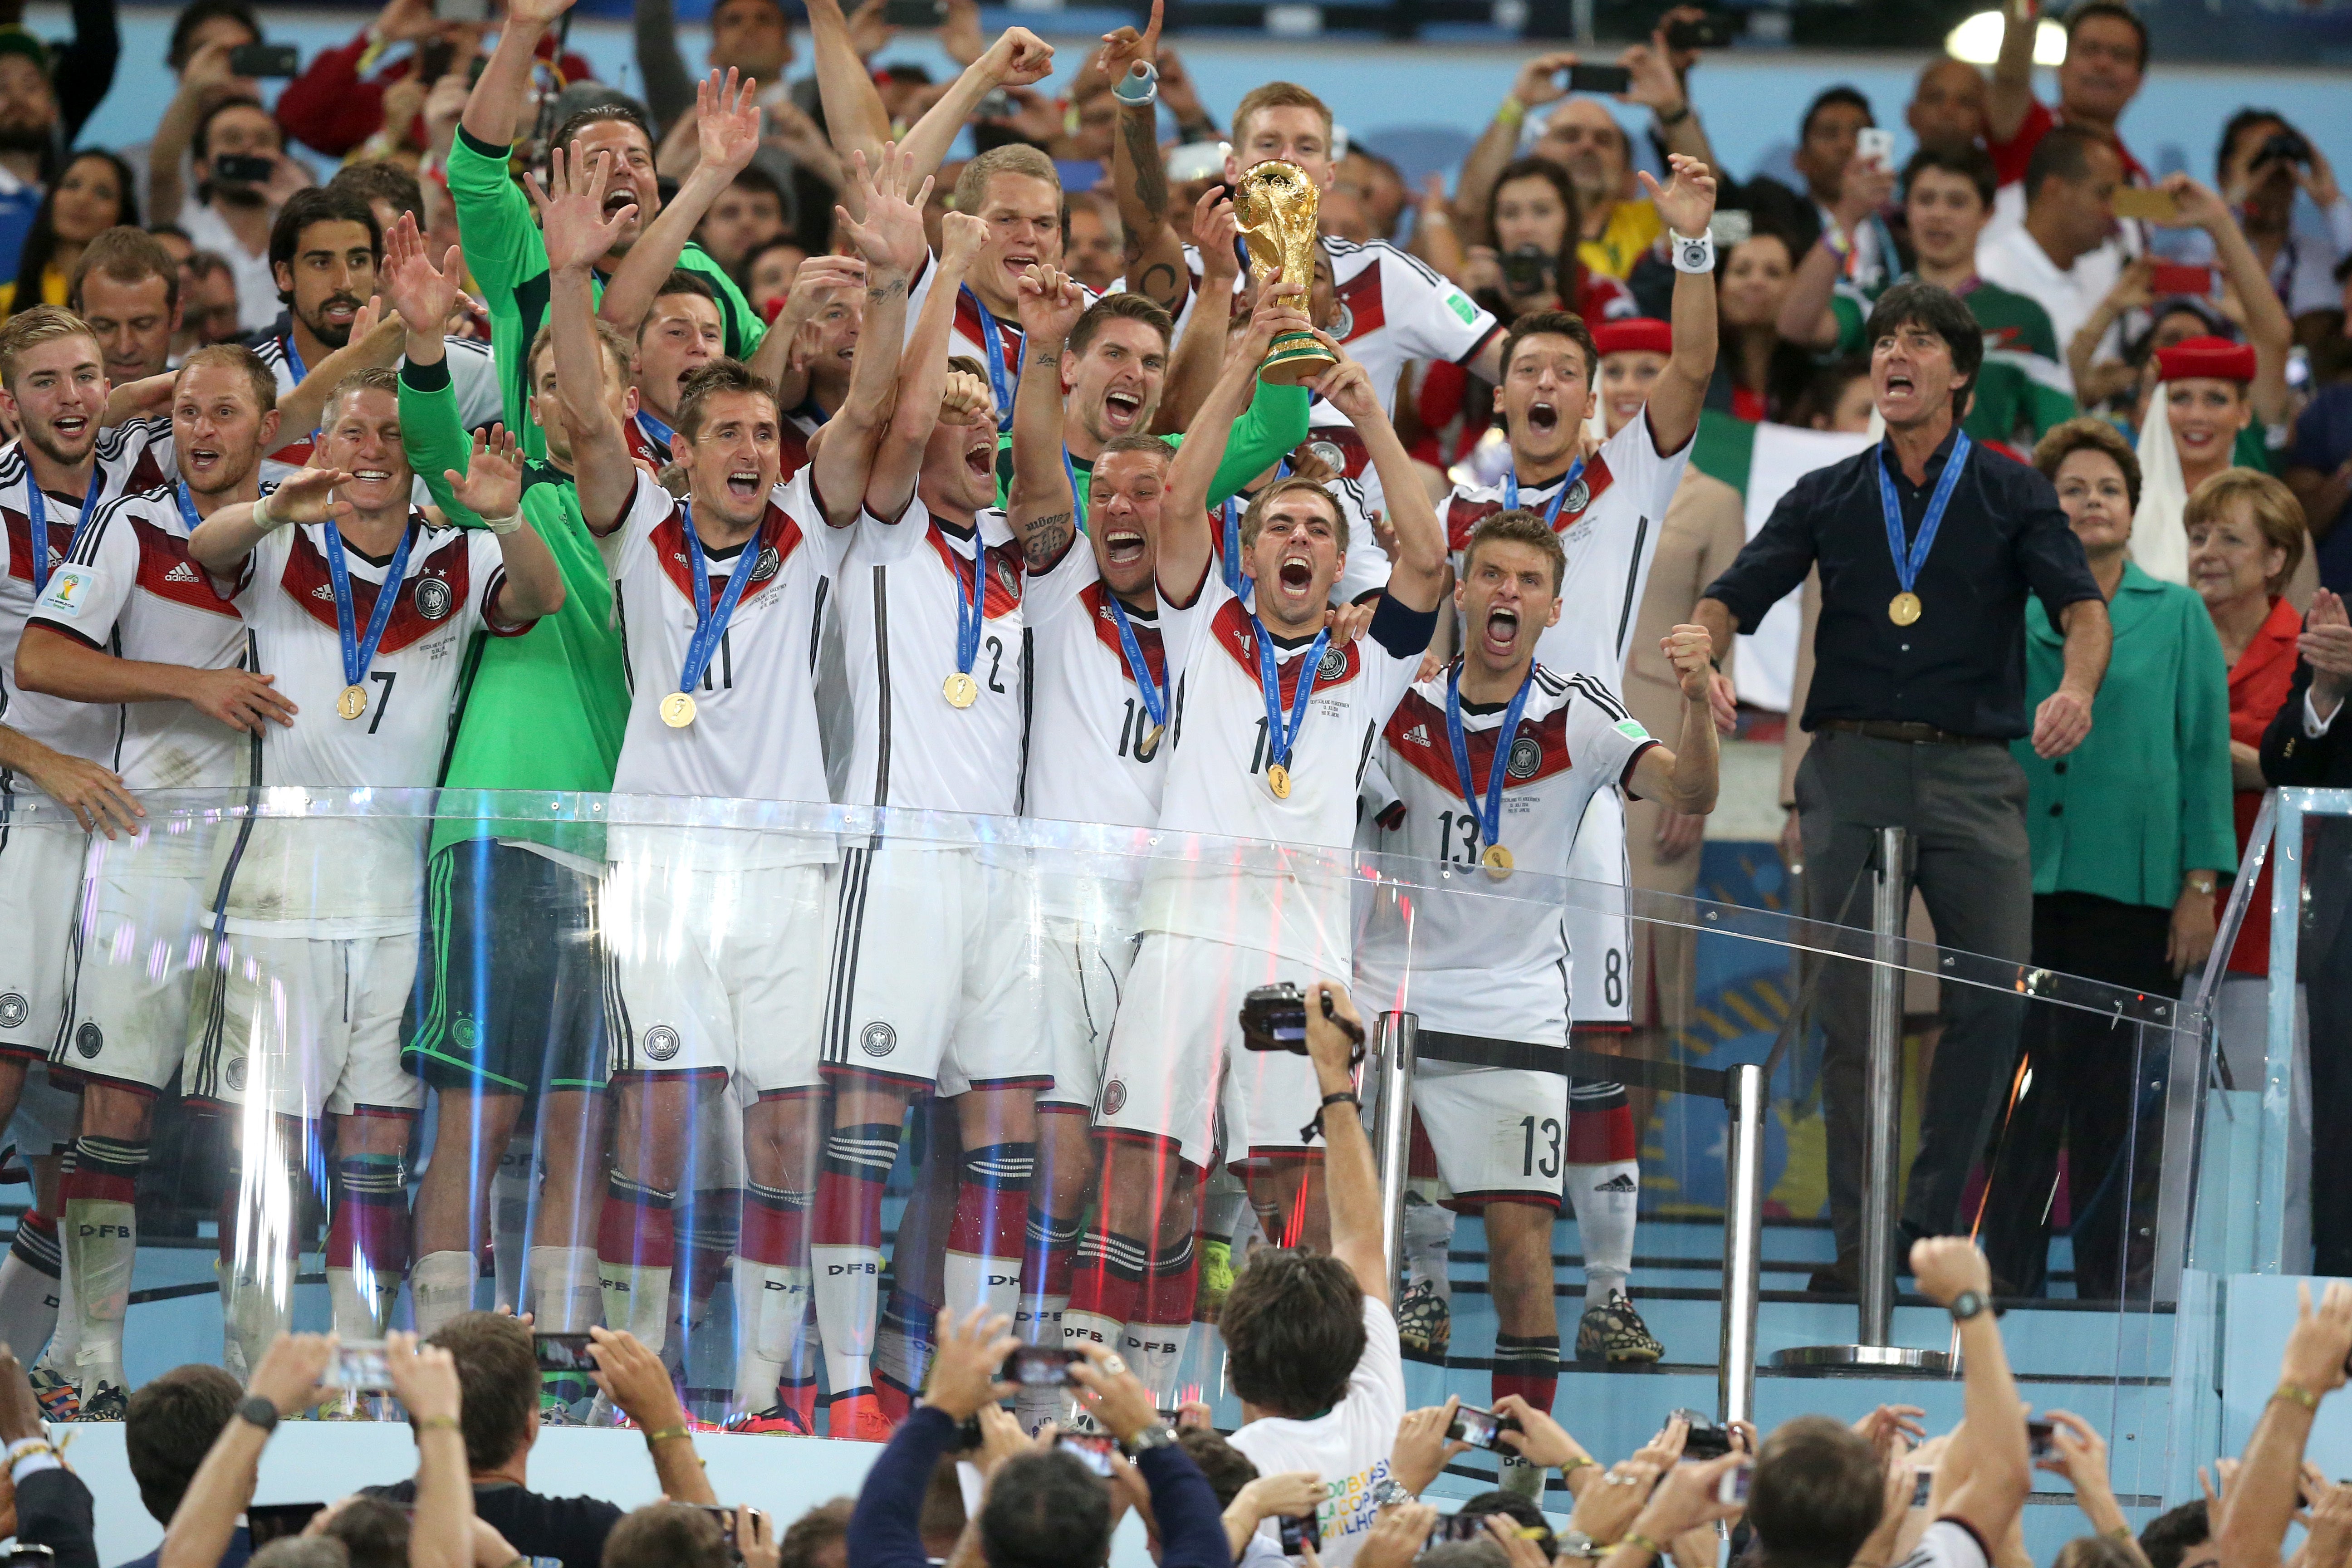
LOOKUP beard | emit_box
[24,417,92,470]
[303,295,364,350]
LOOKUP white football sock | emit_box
[411,1250,478,1339]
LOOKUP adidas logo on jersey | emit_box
[1403,723,1431,747]
[311,583,336,601]
[164,562,201,583]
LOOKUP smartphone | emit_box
[1279,1510,1322,1558]
[1719,1463,1753,1506]
[2112,186,2179,222]
[1058,1433,1118,1476]
[326,1341,392,1392]
[1855,126,1895,170]
[2027,1419,2056,1462]
[1663,13,1732,48]
[228,43,298,78]
[1563,63,1634,95]
[245,1504,324,1548]
[1500,244,1551,294]
[881,0,948,23]
[2150,262,2216,297]
[1446,1402,1523,1452]
[693,1504,739,1547]
[977,88,1016,120]
[1433,1513,1493,1544]
[436,0,491,21]
[1000,1344,1082,1386]
[1674,1408,1733,1460]
[1911,1469,1934,1509]
[533,1332,597,1373]
[211,153,276,184]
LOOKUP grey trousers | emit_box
[1793,729,2034,1262]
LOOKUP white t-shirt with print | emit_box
[1229,1296,1405,1568]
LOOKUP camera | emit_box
[245,1505,324,1548]
[978,88,1016,120]
[1447,1402,1522,1452]
[1674,1409,1732,1460]
[534,1332,597,1373]
[211,153,277,185]
[1561,63,1632,95]
[2254,130,2312,170]
[1001,1344,1082,1386]
[228,43,298,78]
[1719,1463,1752,1506]
[1500,245,1552,295]
[1239,983,1363,1055]
[882,0,949,24]
[1279,1510,1322,1558]
[1663,13,1733,49]
[2027,1419,2056,1461]
[1911,1469,1934,1509]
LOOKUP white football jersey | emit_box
[1357,665,1656,1041]
[219,510,529,934]
[249,330,502,469]
[1023,541,1169,833]
[606,468,850,868]
[833,498,1027,821]
[0,433,175,790]
[1141,566,1432,971]
[900,255,1099,418]
[28,483,253,795]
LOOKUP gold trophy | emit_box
[1233,160,1338,386]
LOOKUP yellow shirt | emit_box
[0,265,69,317]
[1579,200,1663,282]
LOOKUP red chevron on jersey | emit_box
[1207,595,1362,699]
[132,517,238,616]
[926,521,1024,617]
[1444,454,1618,552]
[277,516,504,653]
[1382,681,1575,797]
[268,435,317,467]
[1081,580,1167,687]
[2,506,72,585]
[952,291,1024,377]
[124,446,167,495]
[1298,424,1370,480]
[1333,265,1386,344]
[648,501,806,609]
[625,417,669,471]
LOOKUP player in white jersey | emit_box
[545,142,923,1429]
[1359,507,1720,1485]
[183,368,563,1376]
[1398,156,1735,1369]
[17,344,298,1415]
[1062,276,1448,1405]
[0,306,165,1411]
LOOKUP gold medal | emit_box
[336,684,368,721]
[943,672,979,709]
[1266,762,1291,800]
[1139,722,1165,753]
[661,692,697,728]
[1481,843,1514,875]
[1888,591,1922,626]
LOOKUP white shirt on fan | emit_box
[1228,1296,1406,1568]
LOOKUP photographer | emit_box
[846,1308,1230,1568]
[2214,111,2348,330]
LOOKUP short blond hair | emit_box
[1233,82,1333,149]
[2185,467,2307,595]
[953,144,1058,215]
[528,316,634,391]
[176,343,277,416]
[1463,507,1568,593]
[1237,475,1343,552]
[324,365,400,427]
[0,305,99,392]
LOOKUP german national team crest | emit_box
[0,994,23,1030]
[1306,440,1346,473]
[751,544,780,582]
[995,558,1018,595]
[1100,1078,1127,1115]
[860,1021,897,1058]
[1558,479,1590,517]
[74,1022,101,1058]
[224,1056,247,1093]
[1317,645,1348,681]
[415,576,452,621]
[452,1017,479,1049]
[1507,736,1543,779]
[642,1024,681,1062]
[1329,302,1354,339]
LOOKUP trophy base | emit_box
[1259,330,1338,386]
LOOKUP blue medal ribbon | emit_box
[172,480,201,534]
[26,467,107,598]
[637,408,678,458]
[1444,662,1536,857]
[320,513,416,691]
[1503,455,1586,530]
[961,284,1016,433]
[1217,461,1290,596]
[1876,430,1972,599]
[676,502,767,702]
[281,332,306,384]
[952,522,989,681]
[1252,614,1329,784]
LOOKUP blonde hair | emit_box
[1237,475,1343,552]
[953,145,1059,215]
[0,305,98,392]
[528,316,635,390]
[176,343,278,416]
[2185,467,2307,595]
[1233,82,1333,149]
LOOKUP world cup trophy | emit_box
[1232,159,1338,386]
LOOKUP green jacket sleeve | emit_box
[2175,596,2241,878]
[447,129,543,300]
[1205,381,1310,507]
[1829,291,1866,357]
[399,357,482,527]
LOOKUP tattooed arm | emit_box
[1007,263,1089,572]
[1101,2,1189,317]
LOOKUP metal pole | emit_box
[1859,825,1907,1348]
[1718,1062,1765,1430]
[1370,1011,1420,1284]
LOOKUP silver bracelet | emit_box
[1669,229,1715,274]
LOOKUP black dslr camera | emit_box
[1239,982,1364,1057]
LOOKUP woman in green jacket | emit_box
[1980,418,2238,1301]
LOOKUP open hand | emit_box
[922,1306,1019,1421]
[1640,153,1718,240]
[383,214,462,338]
[525,146,637,275]
[696,68,764,177]
[447,424,525,520]
[835,144,933,279]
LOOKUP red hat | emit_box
[2155,334,2256,384]
[1592,318,1673,358]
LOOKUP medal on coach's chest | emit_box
[1446,663,1535,882]
[669,501,763,729]
[945,525,988,710]
[1253,616,1328,802]
[319,515,415,721]
[1878,431,1970,626]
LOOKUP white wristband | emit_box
[1669,229,1715,274]
[1113,61,1158,107]
[478,511,523,536]
[251,494,288,532]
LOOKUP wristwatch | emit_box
[1949,1289,1988,1323]
[236,1395,280,1434]
[1120,1422,1178,1456]
[1558,1531,1605,1559]
[1367,1478,1414,1510]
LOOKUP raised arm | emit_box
[461,0,574,149]
[385,1336,473,1568]
[1459,54,1576,248]
[1304,980,1387,1304]
[897,28,1057,193]
[1006,265,1089,569]
[1308,335,1446,611]
[274,299,407,442]
[599,70,763,338]
[147,37,240,226]
[1153,186,1239,433]
[1627,627,1721,813]
[383,217,479,521]
[159,1336,333,1568]
[631,0,696,136]
[1911,1239,2033,1548]
[188,466,353,578]
[805,0,891,195]
[2165,174,2295,427]
[1101,1,1189,317]
[1986,0,2036,147]
[816,147,933,528]
[531,146,644,533]
[1156,279,1302,598]
[1620,28,1719,172]
[750,255,868,408]
[1637,155,1720,455]
[869,211,986,520]
[2221,1282,2352,1568]
[451,426,565,622]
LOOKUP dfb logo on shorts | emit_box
[642,1024,681,1062]
[1507,736,1542,779]
[1316,645,1348,681]
[74,1022,102,1058]
[415,576,453,621]
[1100,1078,1127,1115]
[860,1021,896,1058]
[751,545,780,582]
[0,993,24,1030]
[224,1056,247,1093]
[452,1016,479,1050]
